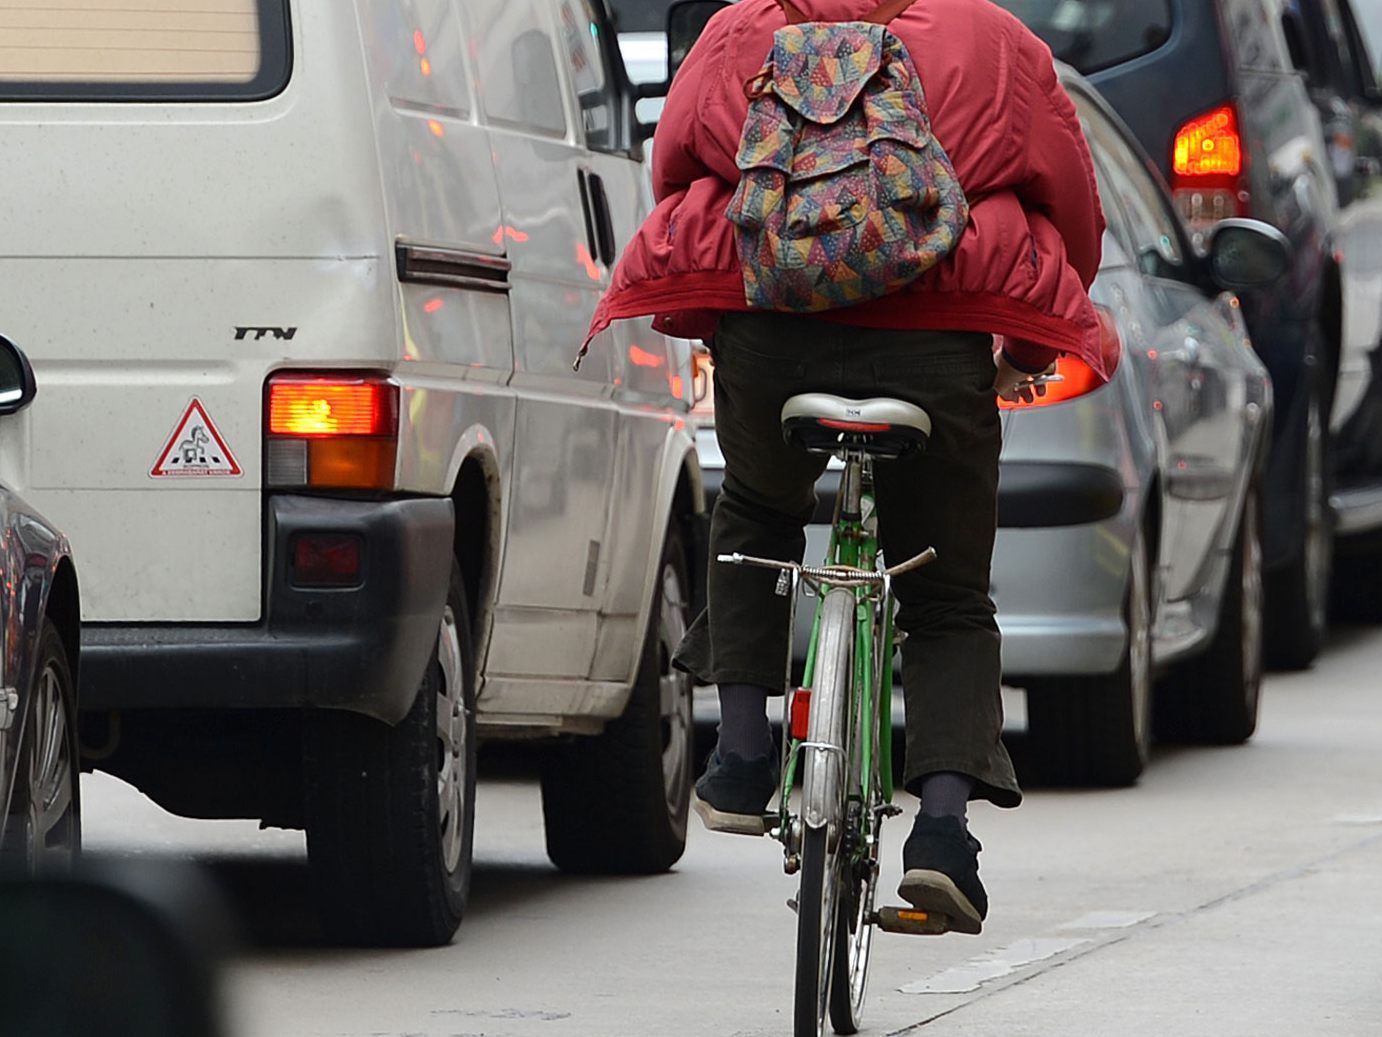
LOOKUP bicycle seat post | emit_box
[838,449,867,523]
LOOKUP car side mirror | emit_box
[0,337,37,416]
[1205,219,1292,290]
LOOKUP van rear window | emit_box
[992,0,1173,74]
[0,0,290,101]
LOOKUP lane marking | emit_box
[900,937,1090,994]
[1057,910,1156,930]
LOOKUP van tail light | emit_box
[265,374,399,490]
[1171,103,1250,228]
[997,307,1121,411]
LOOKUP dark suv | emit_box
[994,0,1382,667]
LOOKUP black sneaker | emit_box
[692,750,778,836]
[897,814,987,935]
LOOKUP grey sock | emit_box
[716,683,774,760]
[920,771,974,823]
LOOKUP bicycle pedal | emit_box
[876,804,904,819]
[873,905,951,936]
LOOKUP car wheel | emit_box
[4,621,81,872]
[303,562,477,947]
[1156,489,1264,744]
[1264,387,1331,669]
[541,523,694,874]
[1026,527,1153,787]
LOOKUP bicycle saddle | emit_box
[781,393,932,459]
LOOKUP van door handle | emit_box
[586,173,617,267]
[576,170,600,264]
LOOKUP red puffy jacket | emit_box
[585,0,1108,377]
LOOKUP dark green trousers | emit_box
[674,312,1021,808]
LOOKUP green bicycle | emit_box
[718,391,947,1037]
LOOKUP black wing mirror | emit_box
[1205,219,1293,290]
[0,336,37,416]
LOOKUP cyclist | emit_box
[585,0,1107,933]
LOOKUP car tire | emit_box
[303,562,477,947]
[1264,385,1332,670]
[541,523,694,874]
[1156,490,1264,744]
[1026,527,1153,787]
[3,620,81,872]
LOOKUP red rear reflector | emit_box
[791,688,811,741]
[1173,105,1242,178]
[819,418,891,433]
[268,378,398,437]
[292,533,363,587]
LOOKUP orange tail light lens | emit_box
[268,377,397,437]
[998,308,1120,411]
[266,374,399,490]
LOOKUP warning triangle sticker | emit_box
[150,398,243,478]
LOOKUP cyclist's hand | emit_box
[994,355,1056,405]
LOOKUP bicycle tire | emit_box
[795,589,854,1037]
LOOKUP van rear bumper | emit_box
[80,494,455,725]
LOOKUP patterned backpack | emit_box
[726,0,969,312]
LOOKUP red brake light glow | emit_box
[1173,105,1242,178]
[268,378,398,438]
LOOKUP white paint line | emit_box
[900,937,1090,995]
[1057,910,1156,931]
[1332,813,1382,826]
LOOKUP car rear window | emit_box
[0,0,291,101]
[991,0,1174,74]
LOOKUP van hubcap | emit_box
[436,605,469,874]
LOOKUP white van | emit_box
[0,0,703,945]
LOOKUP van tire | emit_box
[303,563,476,947]
[1156,490,1264,744]
[541,525,693,874]
[1025,528,1152,786]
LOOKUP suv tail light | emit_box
[998,307,1121,411]
[265,374,399,490]
[1171,103,1250,227]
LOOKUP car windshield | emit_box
[990,0,1174,74]
[0,0,290,101]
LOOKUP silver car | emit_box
[692,68,1279,787]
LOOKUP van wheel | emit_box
[541,524,694,874]
[1156,490,1264,744]
[304,563,476,946]
[1026,528,1152,786]
[1265,387,1331,670]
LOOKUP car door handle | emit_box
[576,170,600,265]
[586,173,617,267]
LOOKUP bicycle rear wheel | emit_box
[795,589,854,1037]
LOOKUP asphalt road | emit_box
[83,623,1382,1037]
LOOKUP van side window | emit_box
[558,0,622,152]
[474,0,569,137]
[359,0,471,115]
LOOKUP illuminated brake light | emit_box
[1173,105,1242,177]
[998,308,1120,411]
[269,378,397,437]
[266,374,399,490]
[1172,104,1249,227]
